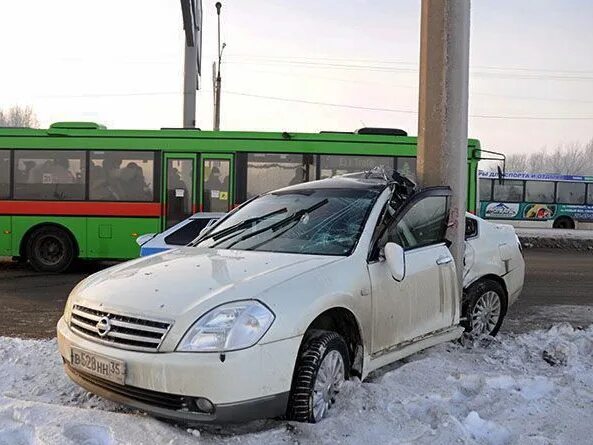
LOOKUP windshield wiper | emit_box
[220,199,329,249]
[194,208,288,245]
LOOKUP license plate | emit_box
[70,347,126,385]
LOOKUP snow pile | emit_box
[0,323,592,444]
[516,228,593,251]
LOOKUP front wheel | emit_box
[287,331,349,423]
[462,279,507,337]
[26,226,75,273]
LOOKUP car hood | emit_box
[70,247,342,319]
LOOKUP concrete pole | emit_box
[183,44,198,128]
[417,0,470,285]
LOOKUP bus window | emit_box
[525,181,555,203]
[493,180,523,202]
[396,157,417,183]
[556,182,586,204]
[89,151,155,201]
[13,150,86,200]
[246,153,315,198]
[320,155,394,179]
[203,159,230,212]
[479,178,492,201]
[0,151,9,199]
[588,185,593,205]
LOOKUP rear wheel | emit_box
[26,226,75,273]
[462,279,507,337]
[288,331,349,423]
[553,216,575,229]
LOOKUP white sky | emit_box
[1,0,592,156]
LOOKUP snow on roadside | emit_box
[516,228,593,240]
[0,324,592,444]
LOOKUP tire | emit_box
[287,331,350,423]
[553,216,575,229]
[462,279,507,337]
[26,226,76,273]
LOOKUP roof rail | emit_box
[356,127,408,136]
[49,122,106,130]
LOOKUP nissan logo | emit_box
[96,316,112,337]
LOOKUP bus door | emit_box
[164,153,197,229]
[200,154,234,213]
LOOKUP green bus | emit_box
[0,122,482,271]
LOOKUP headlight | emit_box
[176,301,275,352]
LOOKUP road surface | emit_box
[0,249,592,338]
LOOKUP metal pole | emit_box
[213,2,223,131]
[183,44,198,128]
[417,0,470,285]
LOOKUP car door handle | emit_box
[436,256,453,265]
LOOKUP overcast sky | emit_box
[1,0,592,156]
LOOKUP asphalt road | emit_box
[0,249,592,338]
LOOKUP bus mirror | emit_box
[497,165,504,185]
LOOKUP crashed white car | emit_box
[57,174,524,424]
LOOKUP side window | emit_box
[383,196,448,250]
[465,216,478,239]
[164,218,212,246]
[588,184,593,205]
[556,182,586,204]
[0,150,9,199]
[89,151,155,201]
[13,150,85,200]
[493,180,523,202]
[396,157,417,183]
[246,153,316,199]
[525,181,555,203]
[479,179,492,201]
[320,155,394,179]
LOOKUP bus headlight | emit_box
[177,301,275,352]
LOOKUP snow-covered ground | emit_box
[516,228,593,240]
[1,324,592,444]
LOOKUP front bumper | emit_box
[57,317,301,423]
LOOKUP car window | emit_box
[381,196,448,250]
[196,188,380,256]
[465,217,478,239]
[165,219,213,246]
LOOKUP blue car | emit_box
[136,212,224,256]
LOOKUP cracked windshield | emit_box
[196,188,380,255]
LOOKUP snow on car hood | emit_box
[70,247,341,319]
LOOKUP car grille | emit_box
[66,364,195,412]
[69,304,171,352]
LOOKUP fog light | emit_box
[195,397,215,414]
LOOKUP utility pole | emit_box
[417,0,470,285]
[180,0,203,128]
[213,1,225,131]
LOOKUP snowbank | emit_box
[1,324,592,444]
[517,228,593,251]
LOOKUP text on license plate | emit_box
[70,347,126,385]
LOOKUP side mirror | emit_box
[384,242,405,281]
[136,233,156,247]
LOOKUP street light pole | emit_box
[213,2,224,131]
[417,0,471,286]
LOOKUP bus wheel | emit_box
[26,226,76,273]
[552,216,575,229]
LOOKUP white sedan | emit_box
[57,173,524,424]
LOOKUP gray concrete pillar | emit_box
[417,0,471,286]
